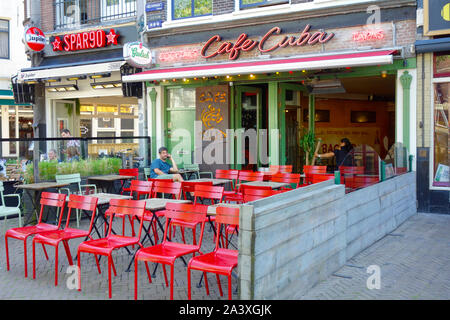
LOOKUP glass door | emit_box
[279,83,303,172]
[235,86,262,170]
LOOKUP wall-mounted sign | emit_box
[148,20,163,29]
[424,0,450,36]
[352,29,385,42]
[158,48,200,63]
[201,24,334,60]
[51,29,119,52]
[123,42,152,68]
[24,27,46,52]
[146,2,164,12]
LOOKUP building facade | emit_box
[415,0,450,214]
[15,0,149,164]
[0,0,32,160]
[125,0,418,176]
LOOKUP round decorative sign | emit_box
[24,27,46,52]
[123,42,152,68]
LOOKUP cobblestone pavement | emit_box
[0,213,238,300]
[301,213,450,300]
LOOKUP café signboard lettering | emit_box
[51,29,119,52]
[201,24,335,60]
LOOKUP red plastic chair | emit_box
[32,194,99,286]
[5,192,67,278]
[301,166,328,186]
[77,199,146,299]
[119,168,139,195]
[242,185,274,203]
[224,171,264,203]
[134,202,208,300]
[270,173,301,189]
[269,165,293,174]
[306,173,335,184]
[187,206,239,300]
[106,180,153,239]
[171,184,224,244]
[140,180,182,243]
[181,180,213,200]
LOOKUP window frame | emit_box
[0,19,10,60]
[430,76,450,191]
[171,0,213,21]
[239,0,290,10]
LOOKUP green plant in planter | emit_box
[24,163,34,184]
[300,129,316,167]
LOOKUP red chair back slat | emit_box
[303,165,327,173]
[215,169,239,180]
[119,168,139,178]
[215,206,240,227]
[163,203,208,246]
[65,194,98,230]
[181,181,213,196]
[193,184,224,204]
[152,180,182,199]
[38,192,67,226]
[306,173,335,184]
[238,171,264,183]
[130,180,153,199]
[106,199,146,239]
[242,187,274,202]
[269,165,293,173]
[271,173,301,187]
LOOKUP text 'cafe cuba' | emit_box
[124,2,417,174]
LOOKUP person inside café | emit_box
[47,149,61,162]
[315,137,355,169]
[150,147,184,182]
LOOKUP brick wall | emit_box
[238,172,417,299]
[213,0,234,15]
[41,0,54,32]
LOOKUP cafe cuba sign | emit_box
[123,42,152,68]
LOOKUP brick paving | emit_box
[0,213,238,300]
[300,213,450,300]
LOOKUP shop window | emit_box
[434,53,450,78]
[432,82,449,188]
[351,111,376,123]
[240,0,289,10]
[168,87,196,108]
[172,0,212,20]
[0,19,9,59]
[302,109,330,123]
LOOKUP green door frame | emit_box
[279,83,305,165]
[234,85,262,169]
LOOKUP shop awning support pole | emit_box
[400,71,412,154]
[149,87,157,160]
[268,82,279,166]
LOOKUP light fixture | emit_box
[24,79,39,84]
[307,79,346,94]
[43,77,61,83]
[89,73,111,79]
[46,84,79,92]
[66,75,87,81]
[90,81,122,89]
[276,72,280,75]
[249,74,255,79]
[381,71,388,78]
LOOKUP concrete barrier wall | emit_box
[238,172,417,299]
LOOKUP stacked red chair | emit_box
[5,192,67,278]
[134,202,208,300]
[187,206,240,300]
[32,194,99,286]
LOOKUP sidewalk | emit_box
[300,213,450,300]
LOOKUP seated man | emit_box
[150,147,184,182]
